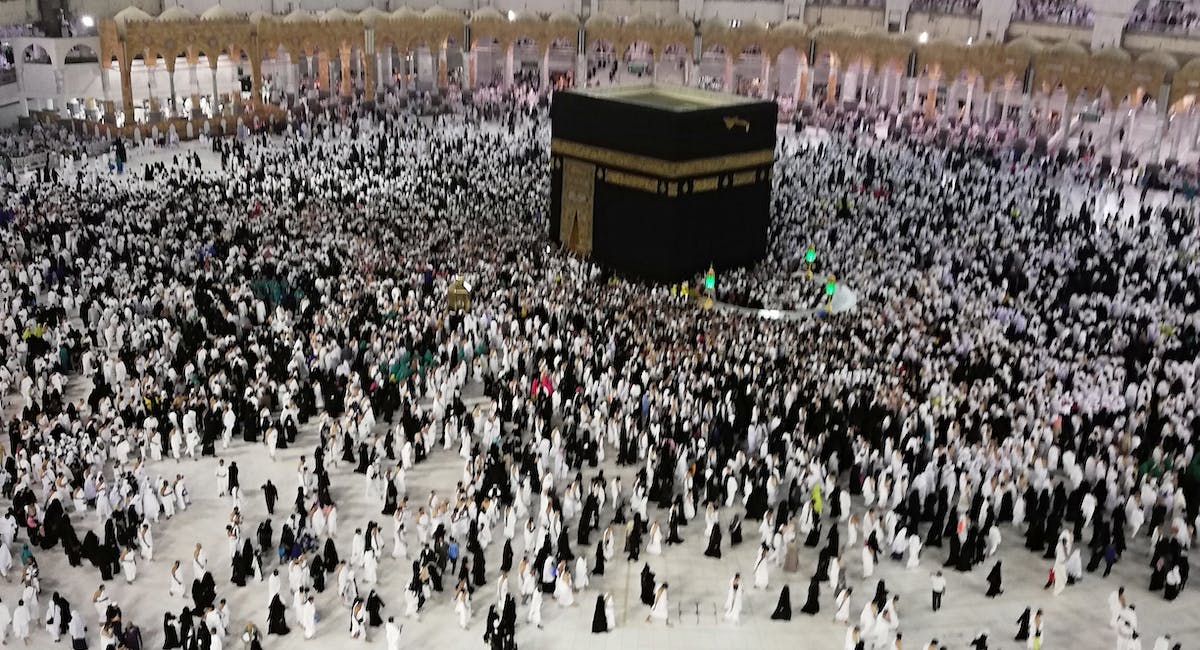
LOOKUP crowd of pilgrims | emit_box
[0,87,1197,650]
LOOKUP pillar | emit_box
[723,53,733,93]
[210,64,219,114]
[826,65,838,106]
[383,47,394,90]
[983,84,994,124]
[251,58,263,108]
[166,65,177,116]
[543,47,551,89]
[1000,80,1012,126]
[317,51,330,92]
[795,66,806,102]
[146,64,158,118]
[1059,95,1075,141]
[575,51,586,88]
[760,55,771,99]
[859,66,870,104]
[100,64,115,121]
[365,50,377,99]
[397,48,407,93]
[1168,112,1182,160]
[924,74,938,119]
[437,44,447,90]
[963,74,976,124]
[504,43,514,87]
[340,47,352,96]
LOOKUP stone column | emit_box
[723,53,733,92]
[251,59,264,109]
[825,64,838,106]
[1059,95,1075,141]
[210,64,220,114]
[795,66,806,102]
[166,64,177,116]
[760,54,771,99]
[924,74,938,119]
[100,64,115,121]
[963,74,976,123]
[983,84,994,124]
[575,51,586,87]
[383,47,394,90]
[317,51,330,92]
[339,47,352,97]
[365,50,377,99]
[397,49,407,93]
[437,44,448,90]
[504,43,514,87]
[859,66,870,104]
[543,47,551,88]
[146,64,158,119]
[1168,111,1183,160]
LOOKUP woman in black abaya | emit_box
[162,613,180,650]
[770,585,792,620]
[639,564,656,606]
[590,595,608,633]
[1014,606,1031,641]
[800,575,821,615]
[266,595,289,635]
[366,590,386,626]
[704,522,722,558]
[592,541,604,576]
[986,561,1003,597]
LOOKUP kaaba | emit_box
[549,84,777,282]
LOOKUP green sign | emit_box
[805,247,816,264]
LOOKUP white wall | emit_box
[598,0,678,19]
[494,0,576,13]
[174,0,270,13]
[0,0,33,26]
[703,1,785,23]
[62,61,102,97]
[906,12,977,41]
[19,62,57,95]
[804,5,885,29]
[68,0,161,20]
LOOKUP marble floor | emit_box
[5,140,1198,650]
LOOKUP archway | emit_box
[586,40,616,86]
[65,44,99,64]
[732,44,763,97]
[544,37,574,89]
[698,44,727,91]
[22,44,52,64]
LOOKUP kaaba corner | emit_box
[549,83,777,283]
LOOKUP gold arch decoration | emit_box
[1169,57,1200,107]
[97,8,1200,124]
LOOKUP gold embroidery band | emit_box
[550,138,774,179]
[605,170,660,193]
